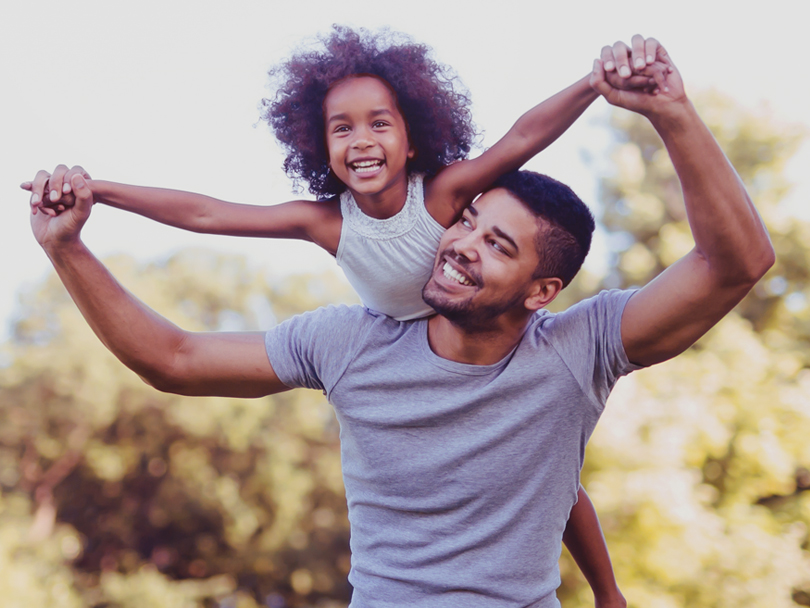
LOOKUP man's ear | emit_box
[524,277,564,312]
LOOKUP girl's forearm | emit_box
[508,74,598,159]
[90,180,226,233]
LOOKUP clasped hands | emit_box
[593,35,684,116]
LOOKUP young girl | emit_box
[27,26,658,606]
[30,27,656,321]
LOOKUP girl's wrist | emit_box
[86,179,114,205]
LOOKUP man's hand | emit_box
[591,35,686,118]
[21,164,91,216]
[29,172,93,251]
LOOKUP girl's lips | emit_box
[348,161,385,180]
[349,158,384,173]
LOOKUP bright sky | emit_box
[2,0,808,340]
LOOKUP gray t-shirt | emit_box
[265,289,639,608]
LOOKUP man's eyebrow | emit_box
[467,205,478,217]
[492,226,519,253]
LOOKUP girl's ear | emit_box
[407,146,416,159]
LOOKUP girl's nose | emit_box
[352,137,374,151]
[351,126,375,150]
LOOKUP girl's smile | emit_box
[324,76,414,219]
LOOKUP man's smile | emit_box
[442,262,475,286]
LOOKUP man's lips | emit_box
[439,256,479,288]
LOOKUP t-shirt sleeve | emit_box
[264,304,374,396]
[543,289,641,411]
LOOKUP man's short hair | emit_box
[488,170,595,288]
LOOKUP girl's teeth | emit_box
[352,160,382,173]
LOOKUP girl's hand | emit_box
[591,36,686,117]
[21,164,91,216]
[598,35,674,96]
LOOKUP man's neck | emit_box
[426,313,532,366]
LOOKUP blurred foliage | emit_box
[0,250,357,607]
[555,92,810,607]
[3,91,810,608]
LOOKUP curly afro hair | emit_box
[261,25,476,198]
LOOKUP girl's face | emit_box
[323,76,414,210]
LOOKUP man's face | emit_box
[422,188,548,330]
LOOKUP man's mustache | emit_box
[437,247,484,288]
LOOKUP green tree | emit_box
[0,250,357,607]
[557,93,810,607]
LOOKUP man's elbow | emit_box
[707,238,775,293]
[741,239,776,286]
[137,368,194,395]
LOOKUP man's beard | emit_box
[422,258,525,332]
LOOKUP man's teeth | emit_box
[352,160,383,173]
[443,262,474,286]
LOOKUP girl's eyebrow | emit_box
[327,108,396,125]
[326,112,350,125]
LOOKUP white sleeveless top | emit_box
[336,174,446,320]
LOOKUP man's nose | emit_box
[451,231,480,262]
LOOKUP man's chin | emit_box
[422,283,473,317]
[422,282,525,331]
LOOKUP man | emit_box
[26,39,773,607]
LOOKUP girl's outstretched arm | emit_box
[425,56,662,227]
[23,164,343,255]
[563,487,626,608]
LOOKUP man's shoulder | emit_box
[273,304,415,339]
[264,304,423,393]
[278,303,381,329]
[529,289,638,336]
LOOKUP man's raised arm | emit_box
[28,171,288,398]
[590,37,775,367]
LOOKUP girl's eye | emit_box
[334,125,350,133]
[373,121,389,128]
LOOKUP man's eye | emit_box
[460,217,472,228]
[490,240,508,254]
